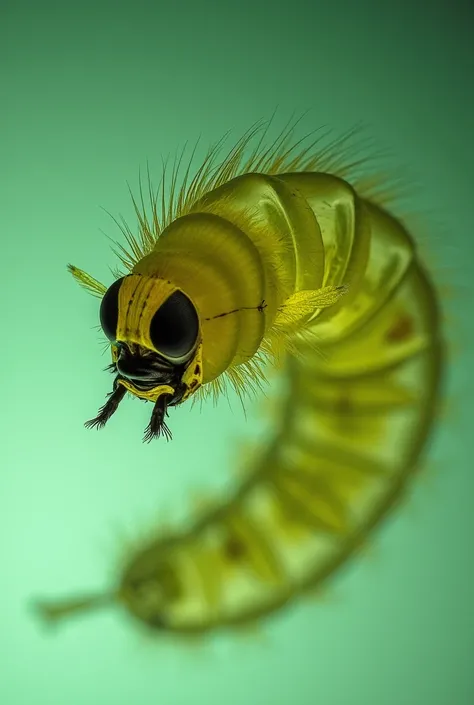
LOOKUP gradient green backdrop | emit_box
[2,1,473,704]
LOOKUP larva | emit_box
[35,118,444,636]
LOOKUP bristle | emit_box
[69,115,392,307]
[97,114,386,275]
[67,264,107,297]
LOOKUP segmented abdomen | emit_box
[118,172,442,634]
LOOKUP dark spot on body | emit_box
[385,314,414,344]
[224,536,246,560]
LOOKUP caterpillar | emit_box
[35,118,444,637]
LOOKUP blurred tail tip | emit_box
[29,599,61,628]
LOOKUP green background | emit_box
[2,1,473,704]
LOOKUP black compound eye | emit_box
[100,277,125,342]
[149,291,199,361]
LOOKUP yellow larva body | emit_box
[37,121,443,635]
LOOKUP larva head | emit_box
[87,273,203,441]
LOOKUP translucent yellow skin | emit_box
[116,171,442,633]
[132,172,328,383]
[37,158,443,635]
